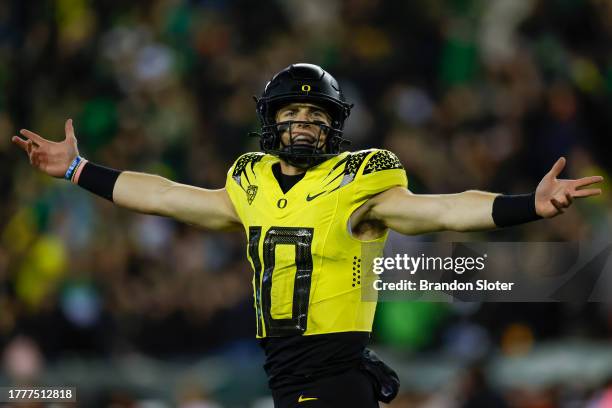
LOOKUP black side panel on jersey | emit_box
[259,332,370,389]
[249,226,264,337]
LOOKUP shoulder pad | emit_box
[345,150,371,177]
[315,149,406,196]
[231,152,265,189]
[328,150,370,189]
[232,152,265,181]
[363,149,403,175]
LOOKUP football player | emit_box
[12,63,604,407]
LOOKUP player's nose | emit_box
[295,110,309,122]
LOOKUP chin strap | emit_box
[278,145,327,169]
[249,122,350,169]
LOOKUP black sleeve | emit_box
[492,192,542,227]
[77,162,122,202]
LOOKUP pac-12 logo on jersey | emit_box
[247,185,258,204]
[231,152,264,205]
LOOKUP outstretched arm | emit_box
[12,119,241,231]
[353,157,603,236]
[113,172,239,230]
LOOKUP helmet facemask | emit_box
[261,114,346,169]
[254,63,353,169]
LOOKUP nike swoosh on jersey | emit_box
[298,395,319,403]
[306,191,326,201]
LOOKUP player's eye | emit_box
[311,112,329,123]
[281,110,296,118]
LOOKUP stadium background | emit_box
[1,0,612,406]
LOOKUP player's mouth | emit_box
[291,132,317,146]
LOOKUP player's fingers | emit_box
[65,118,76,142]
[573,188,602,198]
[19,129,47,145]
[11,136,29,151]
[550,198,565,214]
[552,191,570,207]
[565,190,574,207]
[565,191,573,205]
[547,157,566,178]
[27,141,35,164]
[573,175,604,188]
[27,140,40,162]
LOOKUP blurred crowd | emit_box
[2,0,612,406]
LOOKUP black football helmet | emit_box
[254,63,353,168]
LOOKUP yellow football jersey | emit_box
[225,149,408,338]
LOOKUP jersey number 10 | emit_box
[248,226,314,337]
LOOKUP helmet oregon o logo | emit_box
[301,84,311,92]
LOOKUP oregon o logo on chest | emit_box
[277,198,288,209]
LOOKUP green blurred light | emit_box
[375,302,449,349]
[79,98,118,152]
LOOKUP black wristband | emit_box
[492,192,542,228]
[77,162,122,202]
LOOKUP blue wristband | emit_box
[64,156,82,180]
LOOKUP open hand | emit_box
[12,119,80,178]
[535,157,604,218]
